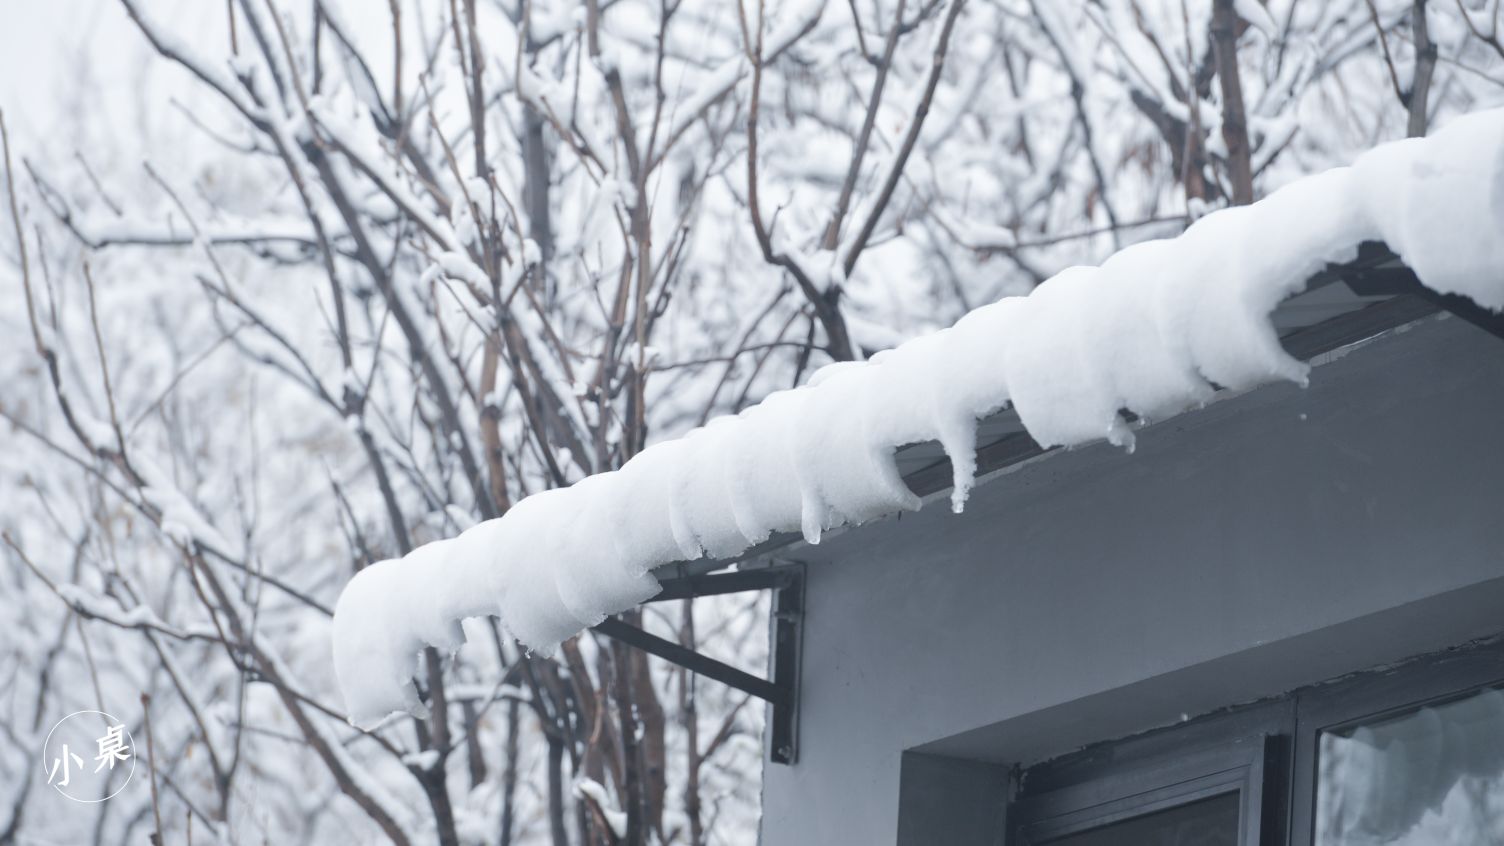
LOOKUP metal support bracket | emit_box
[592,562,805,765]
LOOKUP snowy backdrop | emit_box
[1,1,1502,844]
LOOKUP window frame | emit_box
[1008,703,1289,846]
[1005,637,1504,846]
[1288,643,1504,846]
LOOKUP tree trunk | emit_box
[1407,0,1436,137]
[1212,0,1254,205]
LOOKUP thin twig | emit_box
[142,692,165,845]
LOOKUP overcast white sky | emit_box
[0,1,413,165]
[0,0,226,165]
[2,2,130,134]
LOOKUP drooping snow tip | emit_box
[333,108,1504,728]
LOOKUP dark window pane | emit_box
[1042,792,1241,846]
[1317,686,1504,845]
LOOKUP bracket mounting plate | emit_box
[593,563,805,764]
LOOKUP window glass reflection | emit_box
[1317,686,1504,845]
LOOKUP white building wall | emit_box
[759,313,1504,845]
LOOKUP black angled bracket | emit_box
[1336,241,1504,342]
[592,562,805,765]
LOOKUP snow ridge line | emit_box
[333,108,1504,727]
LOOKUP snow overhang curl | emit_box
[333,108,1504,728]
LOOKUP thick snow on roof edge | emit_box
[333,108,1504,727]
